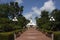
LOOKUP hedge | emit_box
[42,30,60,40]
[0,32,14,40]
[54,32,60,40]
[0,29,24,40]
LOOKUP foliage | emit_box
[41,10,49,18]
[1,24,15,32]
[54,32,60,40]
[36,10,50,30]
[0,2,29,32]
[51,9,60,31]
[36,9,60,31]
[41,22,51,30]
[51,9,60,22]
[0,32,14,40]
[0,4,9,18]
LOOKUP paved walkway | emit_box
[15,28,51,40]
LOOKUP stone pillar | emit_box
[52,33,54,40]
[14,33,16,40]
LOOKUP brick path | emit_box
[15,28,51,40]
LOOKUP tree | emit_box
[51,9,60,22]
[19,6,24,16]
[9,2,24,18]
[41,10,49,24]
[0,4,9,18]
[51,9,60,31]
[36,10,56,31]
[41,10,49,18]
[0,2,28,32]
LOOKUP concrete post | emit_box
[52,33,54,40]
[14,33,16,40]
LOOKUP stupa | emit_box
[26,18,36,28]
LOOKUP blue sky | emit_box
[0,0,60,24]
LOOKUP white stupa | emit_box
[26,18,36,28]
[27,20,36,25]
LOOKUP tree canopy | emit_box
[36,9,60,31]
[0,2,29,32]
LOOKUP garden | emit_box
[0,2,29,40]
[36,9,60,40]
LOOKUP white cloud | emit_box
[32,7,41,15]
[24,0,56,24]
[31,0,55,18]
[24,12,33,19]
[15,0,23,4]
[40,0,55,12]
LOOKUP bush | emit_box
[1,24,14,32]
[0,18,10,24]
[0,32,14,40]
[54,32,60,40]
[41,22,51,30]
[45,30,52,37]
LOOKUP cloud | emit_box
[32,7,41,15]
[24,12,33,19]
[40,0,55,12]
[24,12,37,24]
[31,0,55,18]
[32,0,55,15]
[24,0,56,24]
[14,0,23,4]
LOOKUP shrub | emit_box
[45,30,52,37]
[41,22,51,30]
[1,24,14,32]
[54,32,60,40]
[0,32,14,40]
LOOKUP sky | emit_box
[0,0,60,24]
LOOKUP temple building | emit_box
[26,18,37,29]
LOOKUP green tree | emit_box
[51,9,60,31]
[19,6,24,15]
[0,4,9,18]
[52,9,60,22]
[0,2,28,32]
[36,10,50,30]
[41,11,49,18]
